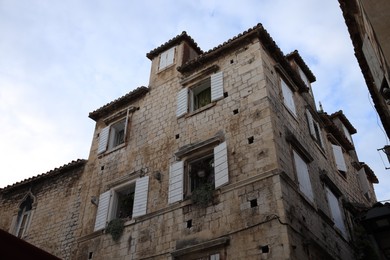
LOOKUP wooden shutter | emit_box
[98,126,110,154]
[281,79,296,115]
[332,144,347,172]
[166,47,175,66]
[168,161,184,204]
[94,191,111,231]
[211,71,224,101]
[325,187,347,236]
[306,109,316,137]
[214,141,229,188]
[132,176,149,218]
[176,88,188,117]
[293,150,314,202]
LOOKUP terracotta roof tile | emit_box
[89,86,149,121]
[146,31,203,60]
[286,50,316,82]
[0,159,86,193]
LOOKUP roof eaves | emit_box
[319,112,355,150]
[89,86,149,121]
[0,159,87,193]
[146,31,203,60]
[286,50,316,82]
[360,162,379,183]
[177,24,262,73]
[330,110,357,134]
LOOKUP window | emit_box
[94,176,149,231]
[280,78,296,116]
[159,47,175,70]
[332,144,347,174]
[176,71,224,117]
[293,150,314,202]
[168,142,229,204]
[341,123,353,143]
[14,195,33,238]
[357,167,371,199]
[325,186,347,237]
[306,109,324,148]
[98,117,128,154]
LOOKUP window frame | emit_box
[94,176,149,231]
[292,149,314,203]
[325,186,348,238]
[280,78,297,116]
[98,113,129,154]
[176,71,224,118]
[306,109,324,148]
[168,141,229,204]
[159,47,175,71]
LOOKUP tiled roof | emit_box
[146,31,203,60]
[286,50,316,82]
[319,111,355,150]
[0,159,87,193]
[89,86,149,121]
[330,110,357,134]
[176,23,309,93]
[360,162,379,183]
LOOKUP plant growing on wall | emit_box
[105,218,124,242]
[191,182,214,207]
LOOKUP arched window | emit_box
[15,194,33,238]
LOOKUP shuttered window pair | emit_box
[159,47,175,70]
[332,144,347,173]
[98,116,128,154]
[94,176,149,231]
[280,78,296,116]
[292,150,314,202]
[306,109,324,148]
[168,142,229,204]
[176,71,224,117]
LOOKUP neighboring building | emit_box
[0,160,86,259]
[338,0,390,139]
[0,24,379,259]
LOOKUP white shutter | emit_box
[332,144,347,172]
[306,109,316,137]
[326,187,347,237]
[166,47,175,66]
[94,190,111,231]
[358,168,370,196]
[159,52,167,70]
[214,141,229,188]
[210,254,220,260]
[168,161,184,204]
[315,121,324,147]
[176,88,188,117]
[132,176,149,218]
[281,79,296,115]
[98,126,110,154]
[293,150,314,202]
[211,71,224,101]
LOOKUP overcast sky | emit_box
[1,0,389,201]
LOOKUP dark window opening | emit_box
[191,78,211,111]
[176,134,180,139]
[188,154,215,193]
[115,186,135,219]
[186,219,192,228]
[233,109,239,115]
[261,245,269,253]
[88,252,93,259]
[223,92,228,98]
[250,199,258,208]
[248,136,254,144]
[16,195,33,238]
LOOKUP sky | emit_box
[0,0,389,201]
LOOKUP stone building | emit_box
[338,0,390,139]
[0,24,379,259]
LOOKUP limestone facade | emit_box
[0,24,378,259]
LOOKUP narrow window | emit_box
[159,47,175,70]
[332,144,347,174]
[16,195,33,238]
[190,78,212,111]
[280,78,296,116]
[293,150,314,202]
[325,186,347,237]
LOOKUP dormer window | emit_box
[98,117,128,154]
[341,123,353,143]
[159,47,175,70]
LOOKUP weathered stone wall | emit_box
[0,162,85,259]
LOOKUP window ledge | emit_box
[98,143,126,158]
[185,102,216,118]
